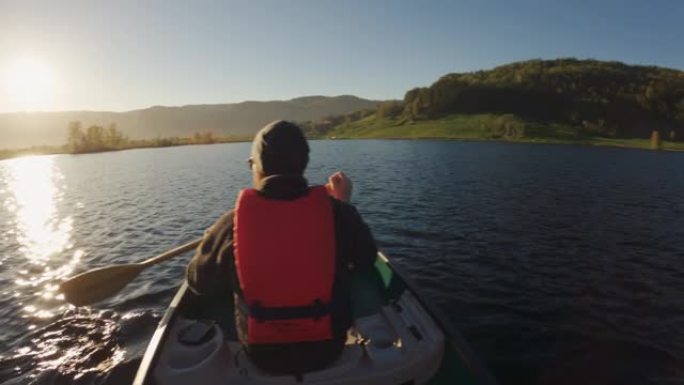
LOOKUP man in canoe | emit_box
[186,120,378,375]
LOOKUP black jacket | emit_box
[186,174,377,374]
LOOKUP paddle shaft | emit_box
[60,237,203,306]
[141,238,202,266]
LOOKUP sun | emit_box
[3,56,55,111]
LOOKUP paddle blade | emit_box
[59,264,145,306]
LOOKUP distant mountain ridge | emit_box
[0,95,379,149]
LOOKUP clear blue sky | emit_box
[1,0,682,112]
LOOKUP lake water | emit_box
[0,140,683,385]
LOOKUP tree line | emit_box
[299,108,376,137]
[67,122,128,152]
[400,58,684,139]
[302,58,684,141]
[66,121,218,153]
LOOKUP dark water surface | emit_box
[1,140,683,384]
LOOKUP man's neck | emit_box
[257,174,309,200]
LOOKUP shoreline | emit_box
[2,135,682,162]
[322,136,684,152]
[320,113,684,153]
[0,138,252,161]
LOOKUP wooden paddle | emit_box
[59,238,202,306]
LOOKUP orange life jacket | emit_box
[233,186,336,345]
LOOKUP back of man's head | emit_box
[251,120,309,176]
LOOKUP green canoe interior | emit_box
[136,254,496,385]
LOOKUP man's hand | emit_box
[325,171,352,202]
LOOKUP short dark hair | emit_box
[251,120,309,175]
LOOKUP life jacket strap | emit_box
[237,297,332,322]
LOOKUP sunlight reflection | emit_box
[2,156,81,320]
[5,156,71,261]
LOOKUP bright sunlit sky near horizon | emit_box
[1,0,683,113]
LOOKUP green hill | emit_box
[305,59,684,149]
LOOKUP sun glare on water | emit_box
[2,156,82,322]
[2,56,55,111]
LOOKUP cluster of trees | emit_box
[401,59,684,139]
[67,121,128,153]
[304,59,684,141]
[192,131,216,144]
[375,100,404,119]
[300,108,375,137]
[66,121,220,153]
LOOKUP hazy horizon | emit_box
[2,0,683,114]
[0,94,379,115]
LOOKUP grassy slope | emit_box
[327,114,684,151]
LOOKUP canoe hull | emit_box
[133,253,497,385]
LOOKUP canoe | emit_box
[133,252,498,385]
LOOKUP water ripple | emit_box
[0,141,683,384]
